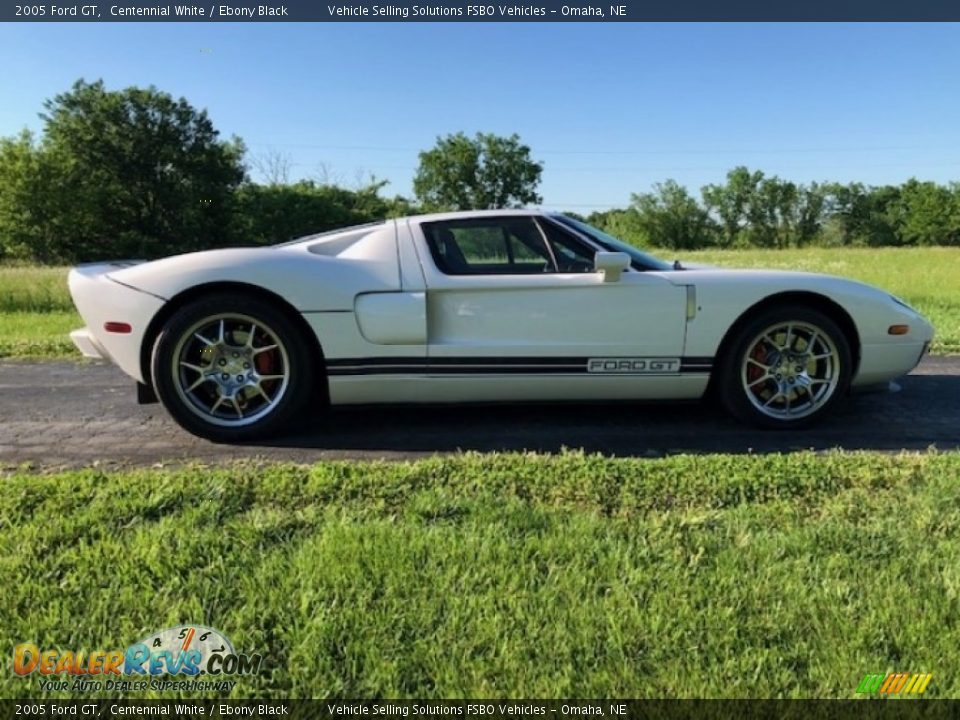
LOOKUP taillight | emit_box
[104,322,132,334]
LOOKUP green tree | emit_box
[0,131,54,261]
[587,208,649,247]
[233,179,415,245]
[631,180,717,250]
[892,179,959,246]
[700,169,826,248]
[821,183,901,247]
[794,182,827,247]
[743,174,790,248]
[821,182,867,246]
[413,132,542,211]
[15,79,246,261]
[701,166,764,247]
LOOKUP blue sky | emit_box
[1,22,959,209]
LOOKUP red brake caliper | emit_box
[253,328,276,377]
[255,353,274,375]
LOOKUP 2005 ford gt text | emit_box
[68,210,934,441]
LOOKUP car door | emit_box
[409,214,692,400]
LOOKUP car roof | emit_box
[280,209,563,248]
[402,208,556,224]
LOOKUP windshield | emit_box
[551,215,673,272]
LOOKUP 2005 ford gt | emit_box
[69,210,934,441]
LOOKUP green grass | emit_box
[0,265,73,313]
[1,248,958,358]
[0,311,78,358]
[0,265,80,358]
[3,451,960,699]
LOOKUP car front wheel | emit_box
[151,293,315,442]
[717,306,853,428]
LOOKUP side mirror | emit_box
[594,252,630,282]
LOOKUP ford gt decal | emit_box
[587,358,681,373]
[326,357,714,376]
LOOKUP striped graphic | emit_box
[856,672,933,695]
[326,356,714,377]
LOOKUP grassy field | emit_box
[1,248,958,358]
[0,265,77,358]
[2,451,959,699]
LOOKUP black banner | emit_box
[2,701,960,720]
[3,0,960,22]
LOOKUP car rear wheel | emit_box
[151,293,315,441]
[717,306,852,428]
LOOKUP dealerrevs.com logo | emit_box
[13,625,262,693]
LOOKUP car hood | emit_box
[675,261,718,270]
[664,266,909,309]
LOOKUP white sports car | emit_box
[69,210,934,441]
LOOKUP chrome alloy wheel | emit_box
[740,321,841,420]
[171,313,290,427]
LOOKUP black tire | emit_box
[716,305,853,429]
[151,292,316,442]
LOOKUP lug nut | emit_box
[243,363,250,369]
[219,359,226,366]
[221,373,229,381]
[236,375,244,382]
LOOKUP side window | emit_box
[538,219,597,273]
[423,217,555,275]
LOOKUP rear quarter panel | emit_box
[105,225,402,312]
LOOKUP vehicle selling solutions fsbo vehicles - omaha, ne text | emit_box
[68,210,934,441]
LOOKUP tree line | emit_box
[0,80,422,263]
[581,168,960,250]
[1,79,957,264]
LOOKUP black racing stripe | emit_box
[329,356,713,367]
[327,357,427,367]
[331,367,592,376]
[327,356,714,377]
[328,368,419,376]
[328,363,586,375]
[679,355,714,372]
[327,356,607,368]
[430,357,600,367]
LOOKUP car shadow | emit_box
[258,372,960,458]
